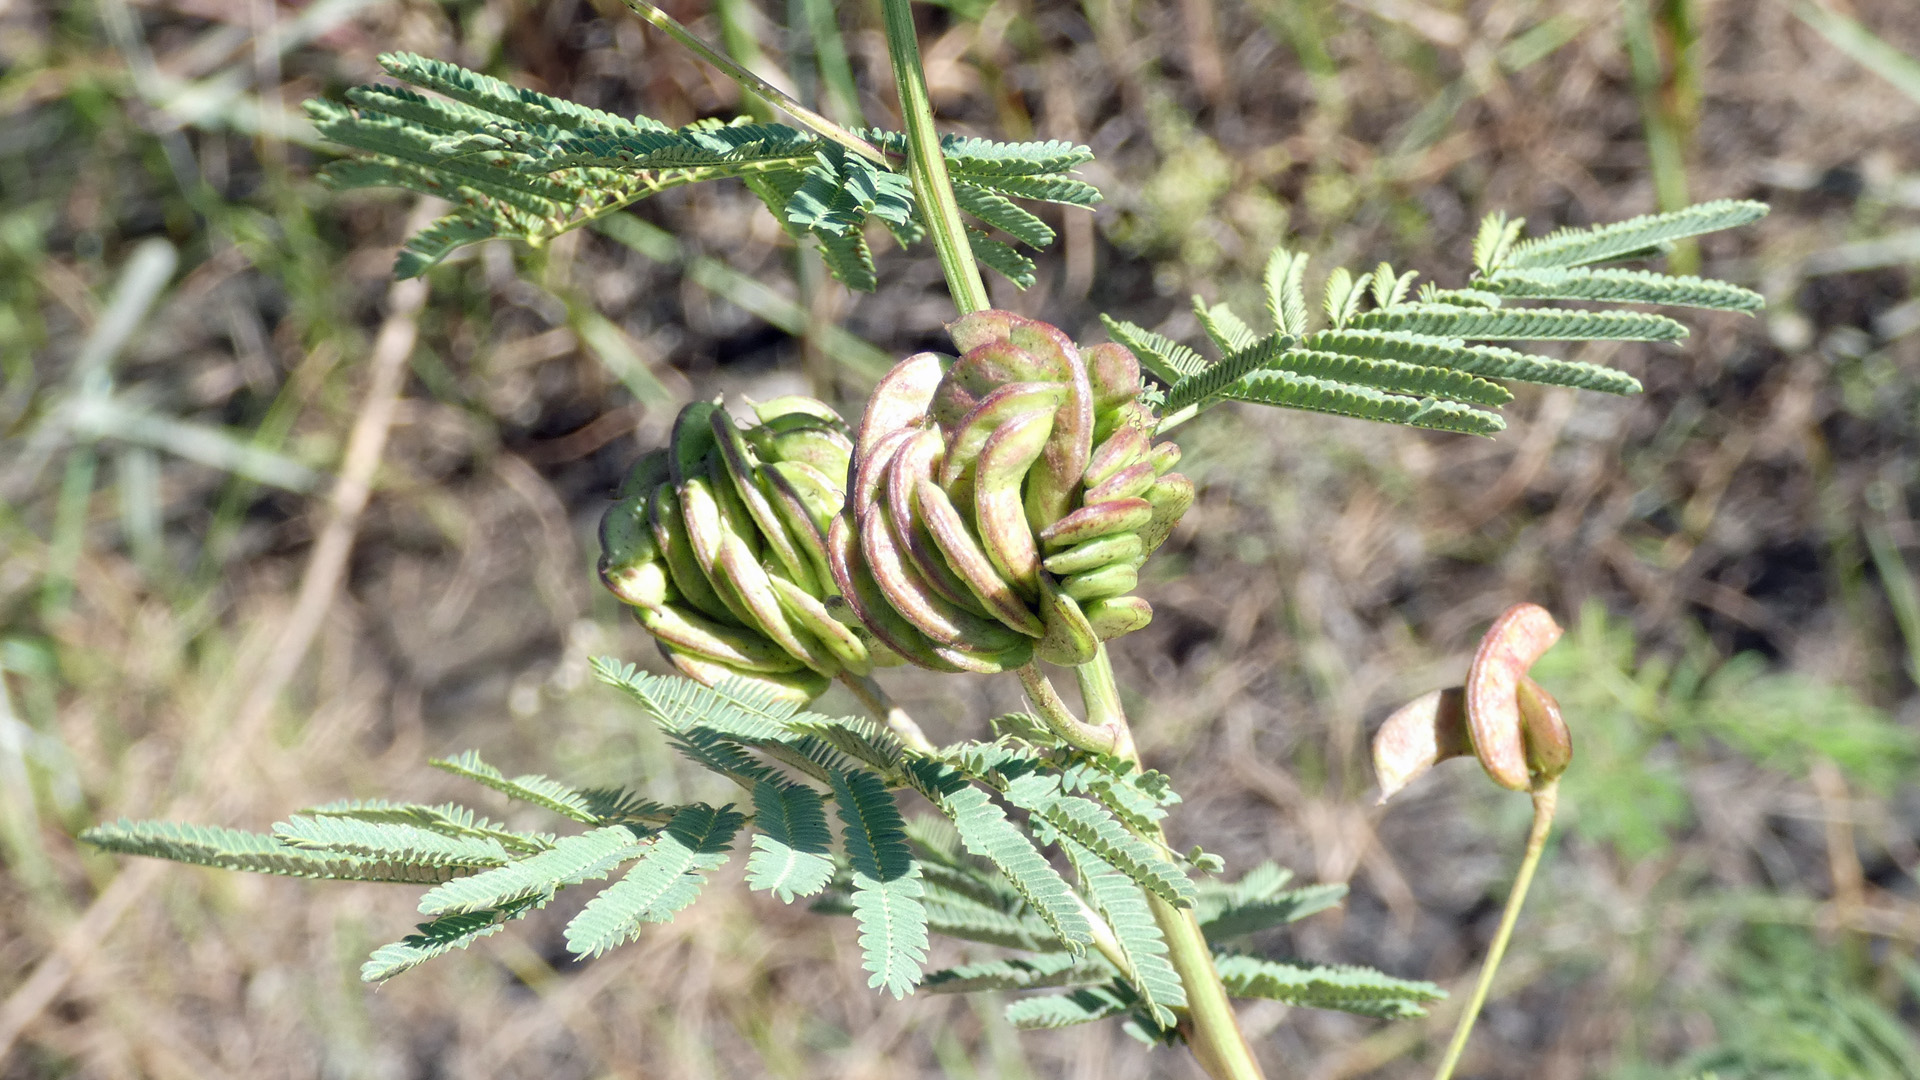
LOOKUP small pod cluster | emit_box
[598,397,889,702]
[830,309,1193,674]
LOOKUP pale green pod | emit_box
[1084,460,1157,503]
[635,603,809,673]
[647,483,738,625]
[859,500,1027,653]
[711,408,816,592]
[660,644,832,704]
[1061,562,1138,603]
[709,529,841,677]
[765,572,872,676]
[1084,595,1153,640]
[599,494,672,609]
[937,381,1067,509]
[973,409,1055,594]
[826,513,964,673]
[1084,425,1149,489]
[1034,576,1099,666]
[752,395,846,427]
[1041,533,1144,577]
[616,448,671,499]
[1137,473,1195,555]
[758,462,837,591]
[885,428,992,614]
[676,475,764,628]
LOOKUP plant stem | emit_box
[1018,663,1122,755]
[878,0,992,315]
[1072,648,1267,1080]
[1431,781,1560,1080]
[838,672,936,755]
[617,0,888,167]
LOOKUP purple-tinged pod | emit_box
[860,500,1026,652]
[1372,687,1473,804]
[1061,562,1139,603]
[1084,460,1157,503]
[974,409,1055,593]
[937,381,1068,507]
[946,308,1020,353]
[1465,603,1565,791]
[1083,341,1144,416]
[1034,576,1099,666]
[1085,425,1149,489]
[885,429,992,614]
[1038,497,1154,550]
[827,514,962,673]
[1147,440,1182,476]
[857,352,946,459]
[915,477,1046,636]
[1010,321,1094,532]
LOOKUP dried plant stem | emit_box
[1431,781,1560,1080]
[878,0,990,315]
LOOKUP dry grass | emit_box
[2,0,1918,1076]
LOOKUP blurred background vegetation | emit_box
[3,0,1920,1076]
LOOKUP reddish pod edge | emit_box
[1373,602,1573,802]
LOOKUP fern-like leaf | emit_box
[954,183,1055,248]
[361,894,548,982]
[1480,267,1764,312]
[431,750,602,823]
[1100,316,1209,384]
[1199,883,1348,940]
[1060,837,1187,1028]
[1264,349,1514,406]
[967,230,1038,289]
[833,769,929,998]
[1305,329,1643,395]
[303,799,553,854]
[1193,299,1260,353]
[1499,199,1768,270]
[563,804,744,957]
[747,779,836,902]
[1214,953,1445,1020]
[1472,211,1526,274]
[785,715,903,775]
[1264,247,1312,337]
[998,774,1194,907]
[416,825,645,916]
[82,820,462,883]
[1162,334,1294,414]
[907,760,1093,955]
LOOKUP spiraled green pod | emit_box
[831,310,1193,673]
[598,396,889,702]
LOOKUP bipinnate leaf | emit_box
[1214,953,1445,1019]
[302,799,554,854]
[564,804,744,957]
[1344,305,1687,342]
[1099,316,1208,384]
[833,769,929,998]
[1198,883,1348,940]
[82,820,460,884]
[998,773,1194,907]
[746,780,836,902]
[417,825,647,916]
[1059,837,1187,1028]
[1481,267,1764,312]
[907,760,1094,955]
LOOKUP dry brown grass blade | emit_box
[0,205,435,1064]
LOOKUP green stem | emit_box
[1431,782,1559,1080]
[1072,648,1266,1080]
[618,0,888,167]
[1018,663,1121,755]
[838,672,936,756]
[878,0,991,315]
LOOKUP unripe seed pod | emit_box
[598,397,874,702]
[832,310,1194,673]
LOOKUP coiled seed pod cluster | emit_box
[829,309,1193,674]
[598,397,889,702]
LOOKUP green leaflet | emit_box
[923,953,1107,993]
[1193,298,1261,353]
[1343,305,1687,342]
[906,759,1094,955]
[953,183,1056,248]
[833,769,929,998]
[1161,333,1289,414]
[273,815,515,870]
[564,804,745,957]
[746,779,836,902]
[1060,836,1187,1028]
[1198,883,1348,940]
[416,825,647,916]
[996,772,1194,907]
[431,750,602,823]
[1304,330,1643,395]
[1497,199,1768,271]
[302,799,554,854]
[81,820,463,884]
[1100,315,1208,383]
[1214,953,1445,1020]
[1223,369,1505,436]
[361,895,548,982]
[1004,985,1136,1030]
[1481,267,1765,312]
